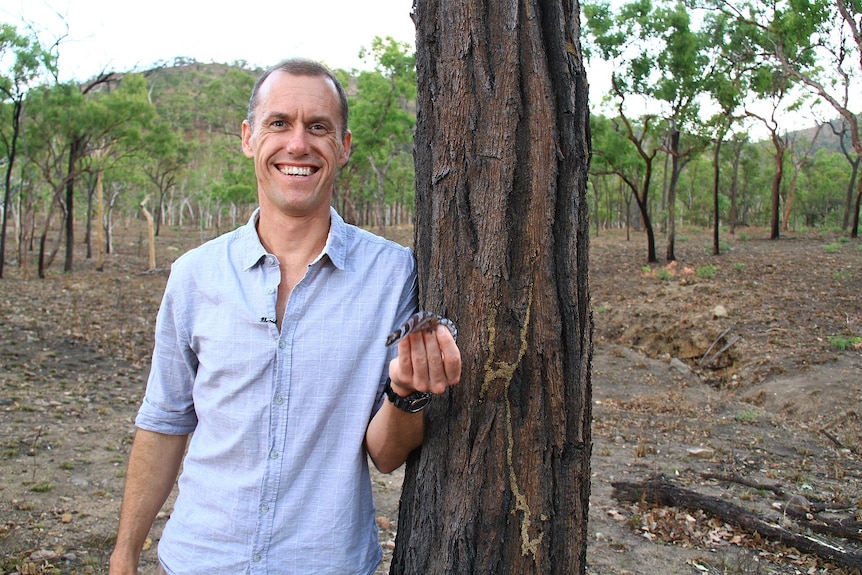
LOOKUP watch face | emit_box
[405,394,431,413]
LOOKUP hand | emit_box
[389,323,461,396]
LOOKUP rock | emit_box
[712,305,729,319]
[686,447,715,458]
[669,358,691,374]
[376,516,392,531]
[30,549,58,562]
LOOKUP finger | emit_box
[435,324,462,386]
[420,327,449,394]
[391,336,414,384]
[407,330,433,391]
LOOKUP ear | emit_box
[241,120,254,158]
[339,130,352,166]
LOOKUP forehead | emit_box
[255,72,341,123]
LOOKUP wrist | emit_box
[383,378,431,413]
[387,378,414,397]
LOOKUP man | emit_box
[109,59,461,575]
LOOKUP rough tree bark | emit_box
[392,1,593,574]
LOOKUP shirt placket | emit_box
[250,254,293,572]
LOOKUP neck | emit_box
[256,206,331,266]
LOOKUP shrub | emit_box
[696,264,717,279]
[827,335,861,351]
[656,268,673,281]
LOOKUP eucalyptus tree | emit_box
[590,111,662,257]
[724,8,801,240]
[781,126,822,230]
[800,147,854,226]
[338,36,416,232]
[830,117,862,230]
[23,72,155,276]
[646,2,714,259]
[584,0,715,261]
[726,132,751,232]
[139,120,192,236]
[394,0,592,572]
[701,9,749,252]
[704,0,862,236]
[0,24,56,278]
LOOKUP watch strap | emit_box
[383,378,432,413]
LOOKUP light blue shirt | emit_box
[135,207,418,575]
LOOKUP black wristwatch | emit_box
[383,378,432,413]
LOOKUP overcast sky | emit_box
[4,0,833,137]
[1,0,418,80]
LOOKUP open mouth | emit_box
[278,165,317,177]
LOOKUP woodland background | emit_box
[1,0,861,281]
[1,2,862,574]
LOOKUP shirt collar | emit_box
[241,206,350,271]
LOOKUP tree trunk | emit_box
[393,1,592,574]
[64,137,84,273]
[781,165,799,232]
[95,170,106,271]
[843,157,860,231]
[0,100,24,280]
[140,198,156,270]
[729,136,743,235]
[852,175,862,238]
[712,135,723,255]
[665,129,681,262]
[769,134,785,240]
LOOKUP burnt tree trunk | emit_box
[393,1,593,574]
[64,136,84,273]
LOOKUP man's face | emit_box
[241,72,351,220]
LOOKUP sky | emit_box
[1,0,843,138]
[1,0,419,80]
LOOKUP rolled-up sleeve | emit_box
[135,280,199,435]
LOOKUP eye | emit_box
[272,120,286,128]
[310,123,328,133]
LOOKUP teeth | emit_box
[280,166,314,176]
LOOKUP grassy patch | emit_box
[827,335,861,351]
[696,264,717,279]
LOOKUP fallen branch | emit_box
[778,503,862,542]
[795,518,862,543]
[820,428,844,449]
[612,474,862,571]
[700,471,786,497]
[699,328,740,367]
[700,327,732,366]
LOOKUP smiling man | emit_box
[109,59,461,575]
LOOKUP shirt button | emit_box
[278,340,286,350]
[270,451,279,459]
[253,554,261,562]
[261,504,270,512]
[267,287,276,294]
[275,396,284,405]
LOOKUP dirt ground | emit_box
[1,224,861,575]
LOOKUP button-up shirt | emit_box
[135,207,418,574]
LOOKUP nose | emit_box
[284,126,310,155]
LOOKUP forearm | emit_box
[365,398,425,474]
[110,429,188,574]
[366,321,461,473]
